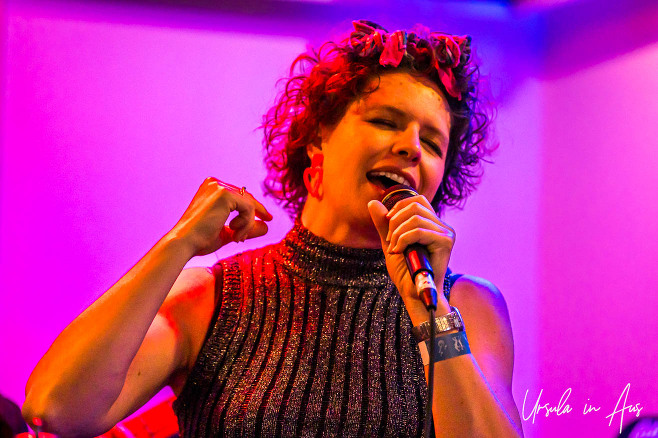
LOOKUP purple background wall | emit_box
[1,0,657,436]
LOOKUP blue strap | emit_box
[424,331,471,362]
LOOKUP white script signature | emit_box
[522,383,643,432]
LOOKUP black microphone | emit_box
[381,184,438,310]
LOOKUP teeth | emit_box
[370,171,411,187]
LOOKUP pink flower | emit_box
[432,34,462,68]
[436,67,461,101]
[380,31,406,67]
[351,21,384,57]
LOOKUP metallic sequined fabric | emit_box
[173,223,455,437]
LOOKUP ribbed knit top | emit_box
[173,223,455,437]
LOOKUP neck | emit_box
[300,199,381,249]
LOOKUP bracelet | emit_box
[411,306,464,342]
[418,331,471,366]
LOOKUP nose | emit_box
[392,125,422,163]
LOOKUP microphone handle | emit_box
[404,244,438,310]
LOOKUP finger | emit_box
[389,214,444,251]
[386,202,450,242]
[233,211,256,242]
[228,213,250,232]
[389,215,447,253]
[367,200,391,249]
[385,194,435,219]
[246,219,269,239]
[221,192,256,242]
[231,193,276,241]
[219,225,237,245]
[243,191,274,222]
[391,228,454,255]
[211,178,273,222]
[220,219,269,244]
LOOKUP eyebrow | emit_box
[367,104,449,145]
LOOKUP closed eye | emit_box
[422,138,443,157]
[369,118,397,128]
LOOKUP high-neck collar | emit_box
[275,222,391,288]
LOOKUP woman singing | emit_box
[23,20,523,437]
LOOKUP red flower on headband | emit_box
[432,34,462,68]
[406,39,433,69]
[353,20,377,35]
[351,21,384,56]
[380,30,406,67]
[436,67,460,101]
[430,34,468,100]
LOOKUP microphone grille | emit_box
[381,184,418,211]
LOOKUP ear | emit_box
[306,142,322,160]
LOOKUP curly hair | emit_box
[262,21,495,217]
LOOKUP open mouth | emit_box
[366,171,413,190]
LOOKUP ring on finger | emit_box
[215,180,246,196]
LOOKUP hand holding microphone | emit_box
[369,185,459,438]
[367,184,455,311]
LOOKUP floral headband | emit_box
[349,20,470,101]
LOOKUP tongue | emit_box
[367,173,398,190]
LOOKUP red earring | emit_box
[303,153,324,199]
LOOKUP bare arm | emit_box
[22,178,272,437]
[422,276,522,437]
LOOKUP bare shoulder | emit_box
[450,274,510,324]
[165,266,216,300]
[449,274,515,384]
[159,267,218,386]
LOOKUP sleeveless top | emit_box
[173,223,461,437]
